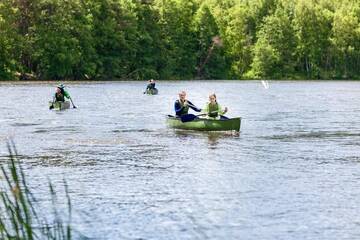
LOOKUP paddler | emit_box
[174,91,201,117]
[202,93,228,119]
[50,84,76,109]
[144,79,156,92]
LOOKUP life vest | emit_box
[55,87,65,102]
[147,83,155,89]
[208,102,219,118]
[177,100,189,115]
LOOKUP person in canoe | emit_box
[174,91,201,117]
[144,79,158,94]
[202,93,228,119]
[50,84,76,109]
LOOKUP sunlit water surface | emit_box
[1,81,360,239]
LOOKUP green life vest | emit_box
[178,100,189,115]
[208,102,219,117]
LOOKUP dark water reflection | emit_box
[1,81,360,239]
[173,130,240,149]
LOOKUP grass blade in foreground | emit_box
[0,141,76,239]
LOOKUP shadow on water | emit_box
[0,152,99,167]
[33,126,82,133]
[263,131,360,141]
[11,122,43,127]
[112,129,154,133]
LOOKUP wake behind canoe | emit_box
[166,115,241,132]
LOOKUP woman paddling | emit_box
[202,93,228,119]
[174,91,201,117]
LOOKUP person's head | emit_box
[150,79,155,83]
[209,93,217,104]
[56,84,64,93]
[179,91,186,101]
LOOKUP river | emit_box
[0,80,360,239]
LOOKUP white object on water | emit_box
[261,80,269,89]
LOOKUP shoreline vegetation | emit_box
[0,141,78,239]
[0,0,359,81]
[1,79,360,84]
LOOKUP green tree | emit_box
[331,3,360,78]
[250,8,296,79]
[88,0,138,79]
[129,0,163,80]
[32,0,96,79]
[0,1,19,79]
[293,0,332,78]
[221,3,254,78]
[192,3,227,79]
[156,0,198,79]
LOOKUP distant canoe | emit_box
[49,101,70,111]
[145,88,158,95]
[166,115,241,131]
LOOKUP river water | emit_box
[0,81,360,239]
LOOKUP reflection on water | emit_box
[173,130,240,148]
[1,81,360,239]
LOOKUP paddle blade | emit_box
[261,80,269,89]
[180,114,198,122]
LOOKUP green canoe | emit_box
[145,88,158,95]
[49,101,70,111]
[166,115,241,131]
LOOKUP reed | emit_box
[0,141,73,239]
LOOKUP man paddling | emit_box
[50,84,76,109]
[174,91,201,117]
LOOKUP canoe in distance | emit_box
[145,88,159,95]
[49,101,70,111]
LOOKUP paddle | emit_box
[261,80,269,89]
[180,114,202,122]
[69,97,77,108]
[180,110,220,123]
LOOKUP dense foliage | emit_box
[0,0,359,80]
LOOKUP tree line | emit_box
[0,0,359,80]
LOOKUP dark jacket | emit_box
[174,100,201,116]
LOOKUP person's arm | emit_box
[64,90,71,99]
[187,101,201,112]
[64,90,77,108]
[218,104,228,115]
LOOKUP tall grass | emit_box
[0,141,74,239]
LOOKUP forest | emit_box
[0,0,359,80]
